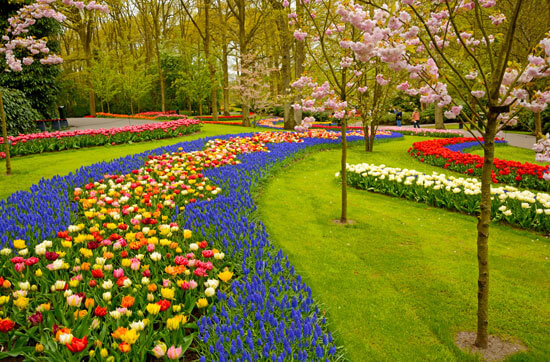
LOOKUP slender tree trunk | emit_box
[340,71,348,223]
[0,89,12,175]
[240,51,250,126]
[475,114,498,349]
[107,102,110,114]
[340,116,348,223]
[130,99,134,115]
[293,0,305,128]
[272,0,292,129]
[534,111,543,141]
[204,0,218,121]
[84,44,96,117]
[363,119,370,152]
[434,104,445,129]
[222,42,230,116]
[155,40,166,112]
[369,121,376,152]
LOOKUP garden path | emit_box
[67,117,157,130]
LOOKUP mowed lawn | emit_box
[257,137,550,361]
[468,144,544,165]
[0,123,268,199]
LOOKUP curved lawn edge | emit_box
[255,143,550,361]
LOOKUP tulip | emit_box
[166,345,182,359]
[152,342,167,358]
[196,298,208,308]
[66,335,87,353]
[28,311,43,325]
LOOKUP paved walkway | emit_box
[419,123,536,149]
[67,117,157,130]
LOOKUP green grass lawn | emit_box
[0,123,263,199]
[257,137,550,361]
[468,144,545,165]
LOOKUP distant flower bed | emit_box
[195,115,248,120]
[134,111,178,117]
[199,120,243,126]
[310,124,464,138]
[345,163,550,233]
[409,137,550,191]
[0,119,201,159]
[95,112,158,120]
[378,126,464,138]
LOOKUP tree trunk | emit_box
[155,40,166,112]
[272,0,292,129]
[222,42,230,116]
[475,113,498,349]
[84,46,96,117]
[534,111,543,141]
[363,120,370,152]
[130,99,134,115]
[293,0,305,128]
[340,117,348,223]
[434,104,445,129]
[369,121,376,152]
[204,0,218,121]
[0,89,12,175]
[340,70,348,223]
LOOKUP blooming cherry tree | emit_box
[343,0,550,349]
[0,0,108,175]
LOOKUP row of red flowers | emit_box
[199,121,243,126]
[409,137,550,191]
[0,119,201,159]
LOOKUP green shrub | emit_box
[420,106,434,123]
[0,87,41,135]
[379,112,395,124]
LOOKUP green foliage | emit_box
[420,106,435,123]
[389,93,420,112]
[0,87,41,135]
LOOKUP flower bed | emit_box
[345,163,550,233]
[409,137,550,191]
[311,125,464,138]
[199,120,243,126]
[0,119,201,159]
[0,129,401,360]
[94,112,158,120]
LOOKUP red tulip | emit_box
[66,335,87,353]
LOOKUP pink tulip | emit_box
[166,345,182,359]
[113,268,124,278]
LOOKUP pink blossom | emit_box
[471,90,485,98]
[293,29,307,41]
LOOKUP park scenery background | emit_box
[0,0,550,361]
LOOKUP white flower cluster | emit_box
[345,163,550,221]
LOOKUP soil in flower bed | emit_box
[455,331,527,361]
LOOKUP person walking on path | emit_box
[412,108,420,128]
[395,108,403,127]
